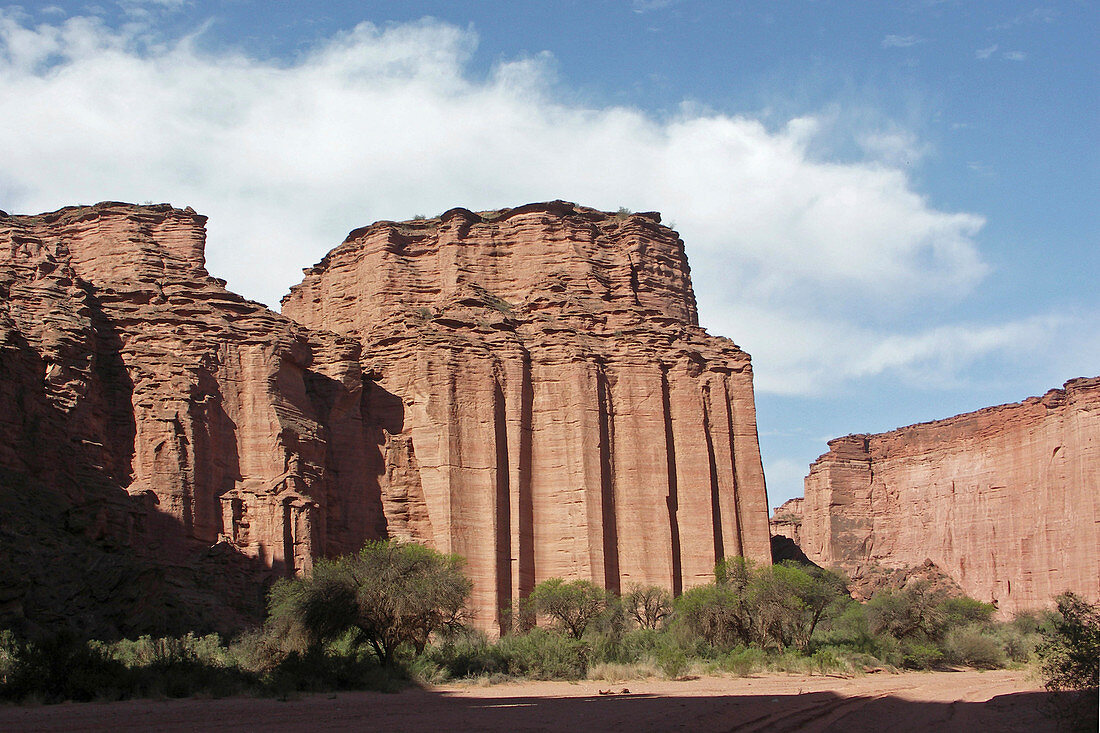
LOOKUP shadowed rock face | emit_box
[0,203,383,636]
[283,201,772,631]
[795,378,1100,616]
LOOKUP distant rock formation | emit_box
[790,379,1100,616]
[0,201,772,636]
[283,202,772,631]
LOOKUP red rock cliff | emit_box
[282,202,772,631]
[798,379,1100,616]
[0,203,383,634]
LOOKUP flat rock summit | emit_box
[0,201,771,635]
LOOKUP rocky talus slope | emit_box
[1,201,771,635]
[283,202,772,631]
[792,378,1099,615]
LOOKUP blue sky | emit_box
[1,1,1096,510]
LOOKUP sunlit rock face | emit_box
[0,201,771,635]
[797,378,1100,616]
[283,201,773,631]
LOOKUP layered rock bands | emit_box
[0,201,771,635]
[792,379,1100,616]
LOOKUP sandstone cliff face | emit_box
[283,202,772,631]
[0,203,381,635]
[1,200,771,636]
[797,379,1100,616]
[769,497,803,546]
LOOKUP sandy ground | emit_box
[0,669,1065,732]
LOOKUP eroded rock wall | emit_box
[0,203,382,635]
[283,201,772,631]
[798,379,1100,615]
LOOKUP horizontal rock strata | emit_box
[283,201,772,631]
[796,379,1100,616]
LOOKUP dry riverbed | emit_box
[0,668,1061,732]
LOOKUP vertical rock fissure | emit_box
[282,499,294,575]
[517,352,535,606]
[492,378,512,631]
[596,364,620,595]
[661,365,683,595]
[721,376,745,557]
[701,382,725,564]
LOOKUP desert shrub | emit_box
[866,581,946,642]
[674,582,751,648]
[421,630,507,680]
[626,585,674,630]
[942,626,1005,668]
[529,578,612,639]
[899,640,944,670]
[815,600,881,653]
[751,562,849,650]
[494,628,589,679]
[0,631,129,703]
[716,646,767,676]
[1037,592,1100,692]
[0,629,16,684]
[590,627,669,667]
[988,622,1041,664]
[938,596,996,629]
[266,540,471,666]
[103,633,231,669]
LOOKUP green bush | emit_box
[495,628,589,679]
[421,630,507,680]
[266,540,471,666]
[943,626,1005,668]
[528,578,613,639]
[866,581,946,641]
[899,640,944,670]
[674,582,752,649]
[0,631,133,703]
[655,644,688,678]
[716,646,766,676]
[626,585,673,630]
[938,596,996,629]
[1037,592,1100,692]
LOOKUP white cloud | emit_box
[1003,50,1027,61]
[704,304,1065,396]
[881,34,925,48]
[975,44,998,59]
[763,458,812,511]
[0,14,1015,397]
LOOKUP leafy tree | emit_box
[626,585,674,630]
[267,540,471,666]
[866,580,946,641]
[676,582,753,648]
[1037,592,1100,692]
[751,562,849,650]
[528,578,611,639]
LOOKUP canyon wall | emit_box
[282,202,772,631]
[1,200,771,635]
[0,203,382,636]
[796,379,1100,615]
